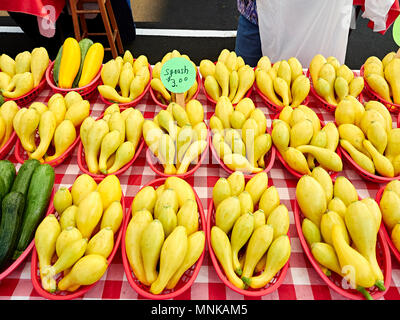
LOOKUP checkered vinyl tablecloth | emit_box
[1,81,400,301]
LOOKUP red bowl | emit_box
[200,62,253,107]
[360,64,400,113]
[121,177,206,300]
[254,69,310,113]
[14,129,81,168]
[0,188,55,282]
[294,193,391,300]
[146,122,210,178]
[149,71,201,109]
[337,112,400,183]
[375,184,400,264]
[306,69,363,113]
[98,62,153,108]
[271,113,341,180]
[207,178,290,297]
[31,177,127,300]
[0,131,17,159]
[46,60,102,100]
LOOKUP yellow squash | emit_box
[45,119,76,162]
[34,214,61,293]
[31,47,49,87]
[58,38,81,89]
[86,227,114,258]
[85,119,110,174]
[246,235,291,289]
[140,219,165,284]
[78,43,104,87]
[150,226,188,294]
[211,226,245,289]
[30,110,56,161]
[125,210,153,286]
[166,231,205,289]
[75,191,103,239]
[57,254,108,292]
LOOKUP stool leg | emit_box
[77,0,89,39]
[98,0,118,58]
[69,0,82,41]
[105,0,124,55]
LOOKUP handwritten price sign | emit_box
[161,57,196,94]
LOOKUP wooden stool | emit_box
[69,0,124,58]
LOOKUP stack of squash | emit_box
[98,50,151,104]
[13,91,88,162]
[53,37,104,89]
[80,104,144,175]
[0,47,49,99]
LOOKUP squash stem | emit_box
[375,280,386,291]
[356,286,374,300]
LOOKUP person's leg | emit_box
[235,14,262,67]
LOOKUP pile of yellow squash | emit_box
[80,103,144,175]
[98,50,151,104]
[35,174,123,293]
[13,91,89,162]
[54,37,104,89]
[0,47,49,98]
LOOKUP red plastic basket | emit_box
[146,122,210,178]
[306,69,363,113]
[98,62,153,108]
[77,112,145,178]
[77,138,144,179]
[360,64,400,113]
[271,113,341,180]
[121,177,206,300]
[254,69,310,113]
[1,60,50,107]
[207,177,290,297]
[209,123,276,180]
[31,177,127,300]
[294,193,391,300]
[200,62,253,107]
[375,183,400,264]
[337,112,400,183]
[0,131,17,160]
[0,188,55,282]
[14,129,81,168]
[45,60,102,100]
[149,71,201,109]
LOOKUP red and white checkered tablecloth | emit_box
[1,78,400,301]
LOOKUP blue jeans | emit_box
[235,15,262,67]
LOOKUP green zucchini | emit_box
[72,38,94,88]
[11,159,41,198]
[0,178,6,211]
[0,192,25,269]
[0,93,4,107]
[0,160,16,194]
[13,164,55,259]
[53,45,63,86]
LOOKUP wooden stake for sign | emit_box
[176,92,186,108]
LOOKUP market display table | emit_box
[0,81,400,300]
